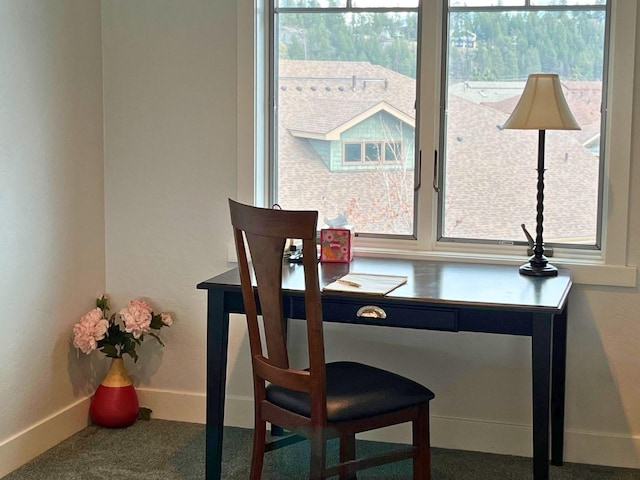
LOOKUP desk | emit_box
[197,257,572,480]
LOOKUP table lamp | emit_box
[503,73,580,276]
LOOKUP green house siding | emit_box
[306,111,415,172]
[308,111,415,172]
[308,139,332,168]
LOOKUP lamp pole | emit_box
[520,129,558,277]
[502,73,580,276]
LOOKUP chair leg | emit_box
[309,430,327,480]
[413,404,431,480]
[339,434,357,480]
[250,417,267,480]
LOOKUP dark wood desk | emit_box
[197,257,572,480]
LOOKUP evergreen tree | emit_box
[277,7,604,82]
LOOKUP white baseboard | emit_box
[136,388,207,424]
[138,389,640,470]
[0,397,91,478]
[3,390,638,478]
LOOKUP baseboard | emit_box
[0,397,91,478]
[136,388,207,424]
[4,390,637,478]
[138,389,640,470]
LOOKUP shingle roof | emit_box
[279,60,416,127]
[276,60,600,242]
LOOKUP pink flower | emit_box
[160,312,173,326]
[130,298,152,313]
[73,308,109,354]
[72,296,174,361]
[120,299,152,339]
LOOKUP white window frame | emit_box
[236,0,637,287]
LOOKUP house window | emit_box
[343,141,404,165]
[270,0,420,236]
[365,142,382,162]
[344,143,362,163]
[385,142,403,162]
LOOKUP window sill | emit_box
[355,246,637,287]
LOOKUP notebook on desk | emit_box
[323,272,408,296]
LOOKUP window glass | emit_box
[273,2,419,235]
[276,0,348,7]
[385,142,402,162]
[449,1,525,6]
[365,142,382,162]
[532,1,605,5]
[344,143,363,162]
[449,1,605,5]
[354,0,419,7]
[441,2,606,247]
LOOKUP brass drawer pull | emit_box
[356,305,387,319]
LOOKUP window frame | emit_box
[439,1,608,251]
[269,0,421,238]
[236,0,637,287]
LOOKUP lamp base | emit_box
[519,262,558,277]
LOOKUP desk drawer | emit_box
[290,297,458,331]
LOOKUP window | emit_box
[270,0,420,236]
[440,0,607,249]
[344,143,363,163]
[343,140,404,165]
[239,0,637,285]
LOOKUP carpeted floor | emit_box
[4,420,639,479]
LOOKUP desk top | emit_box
[198,257,572,313]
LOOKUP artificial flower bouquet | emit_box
[73,295,173,362]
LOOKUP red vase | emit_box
[90,357,139,428]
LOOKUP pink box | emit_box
[320,227,354,263]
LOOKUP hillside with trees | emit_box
[278,6,605,82]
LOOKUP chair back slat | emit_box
[229,200,325,394]
[245,231,289,367]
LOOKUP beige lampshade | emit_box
[503,73,580,130]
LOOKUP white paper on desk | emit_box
[323,273,408,296]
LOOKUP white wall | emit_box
[101,0,238,397]
[0,1,105,476]
[2,0,639,476]
[101,0,640,469]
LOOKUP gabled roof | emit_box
[279,60,416,138]
[288,101,414,140]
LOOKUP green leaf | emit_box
[96,296,109,312]
[148,332,165,347]
[100,344,118,358]
[138,407,152,421]
[124,347,139,363]
[149,314,164,330]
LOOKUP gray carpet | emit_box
[4,420,639,479]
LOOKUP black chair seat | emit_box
[267,361,435,422]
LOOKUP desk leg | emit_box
[551,307,567,466]
[206,290,230,480]
[532,313,552,480]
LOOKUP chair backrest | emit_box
[229,199,327,420]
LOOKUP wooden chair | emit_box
[229,199,435,480]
